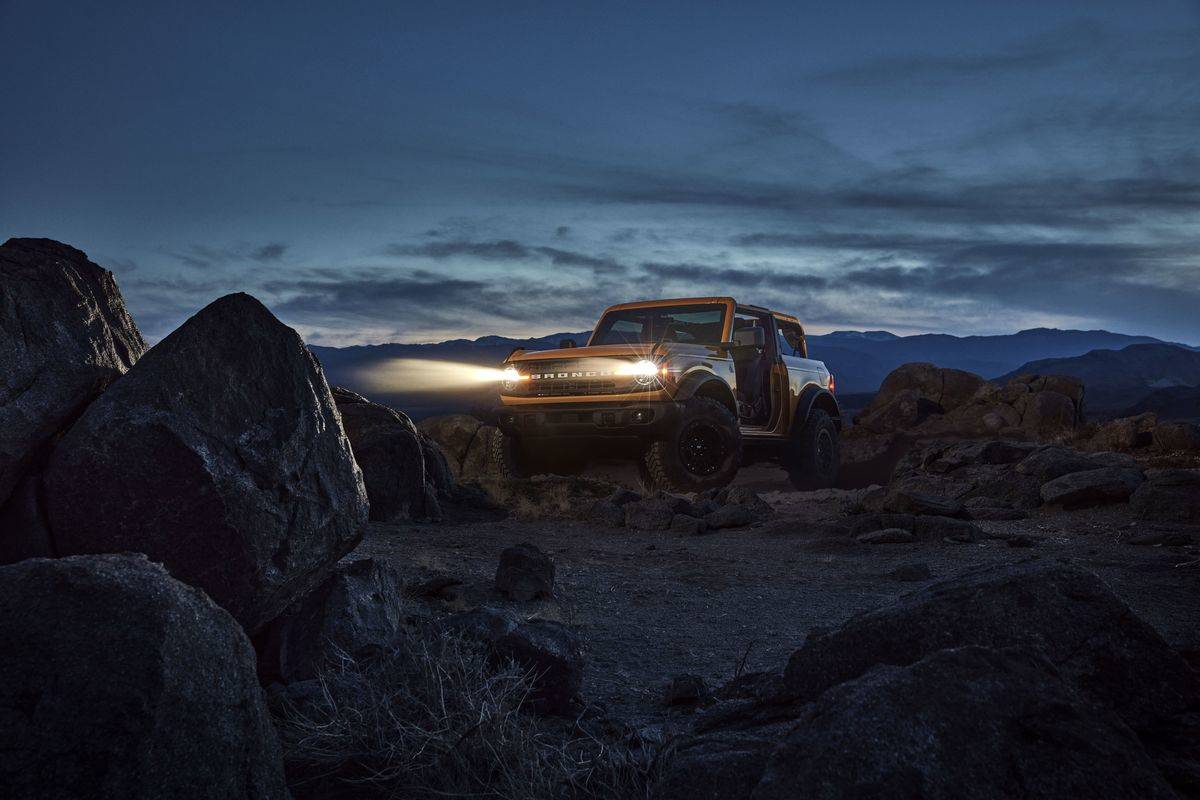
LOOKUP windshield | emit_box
[591,304,726,345]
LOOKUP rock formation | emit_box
[0,238,145,509]
[331,386,441,521]
[43,293,368,633]
[0,554,286,799]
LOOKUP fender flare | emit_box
[673,371,737,414]
[796,384,842,430]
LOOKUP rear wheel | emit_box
[785,409,839,489]
[642,398,742,493]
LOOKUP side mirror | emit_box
[732,327,765,349]
[559,338,577,349]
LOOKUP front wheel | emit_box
[785,409,839,489]
[489,428,530,479]
[642,398,742,493]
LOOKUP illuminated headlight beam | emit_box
[353,359,527,394]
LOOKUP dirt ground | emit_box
[352,469,1200,725]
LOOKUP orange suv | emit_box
[492,297,840,493]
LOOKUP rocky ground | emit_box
[356,476,1200,726]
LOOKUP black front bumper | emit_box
[493,401,681,439]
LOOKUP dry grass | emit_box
[272,631,660,800]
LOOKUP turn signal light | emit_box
[828,373,836,393]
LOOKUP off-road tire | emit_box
[490,428,531,479]
[785,408,839,489]
[642,397,742,493]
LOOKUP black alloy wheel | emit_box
[678,421,727,477]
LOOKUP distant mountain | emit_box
[997,343,1200,418]
[1123,386,1200,422]
[806,327,1174,393]
[820,330,900,342]
[310,327,1195,420]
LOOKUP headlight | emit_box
[622,359,660,387]
[502,366,521,391]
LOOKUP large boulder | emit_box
[0,238,146,508]
[1131,469,1200,524]
[864,363,984,418]
[331,386,439,521]
[854,364,1084,443]
[1015,389,1078,439]
[888,440,1043,510]
[1039,466,1144,509]
[1015,445,1103,481]
[418,414,499,479]
[752,647,1176,800]
[0,554,286,799]
[1088,412,1158,452]
[256,558,406,683]
[43,293,368,633]
[781,562,1197,730]
[662,562,1199,799]
[1154,421,1200,453]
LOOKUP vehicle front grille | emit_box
[517,359,634,397]
[530,379,620,397]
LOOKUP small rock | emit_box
[492,618,584,716]
[256,558,406,683]
[724,487,774,516]
[495,542,555,600]
[607,488,642,506]
[914,515,984,542]
[670,514,708,535]
[1040,467,1144,509]
[857,528,915,544]
[437,606,521,644]
[883,487,964,517]
[624,497,676,530]
[691,498,722,516]
[588,500,626,527]
[663,674,710,706]
[892,563,932,581]
[698,487,730,504]
[1130,470,1200,524]
[704,504,754,529]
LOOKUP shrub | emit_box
[272,630,658,799]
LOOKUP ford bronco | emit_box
[491,297,840,493]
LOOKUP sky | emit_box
[2,0,1198,346]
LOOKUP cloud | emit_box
[533,247,625,274]
[385,239,532,260]
[385,237,627,274]
[251,243,288,261]
[164,242,292,269]
[834,241,1200,339]
[641,261,828,290]
[813,20,1108,86]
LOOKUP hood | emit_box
[506,343,657,363]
